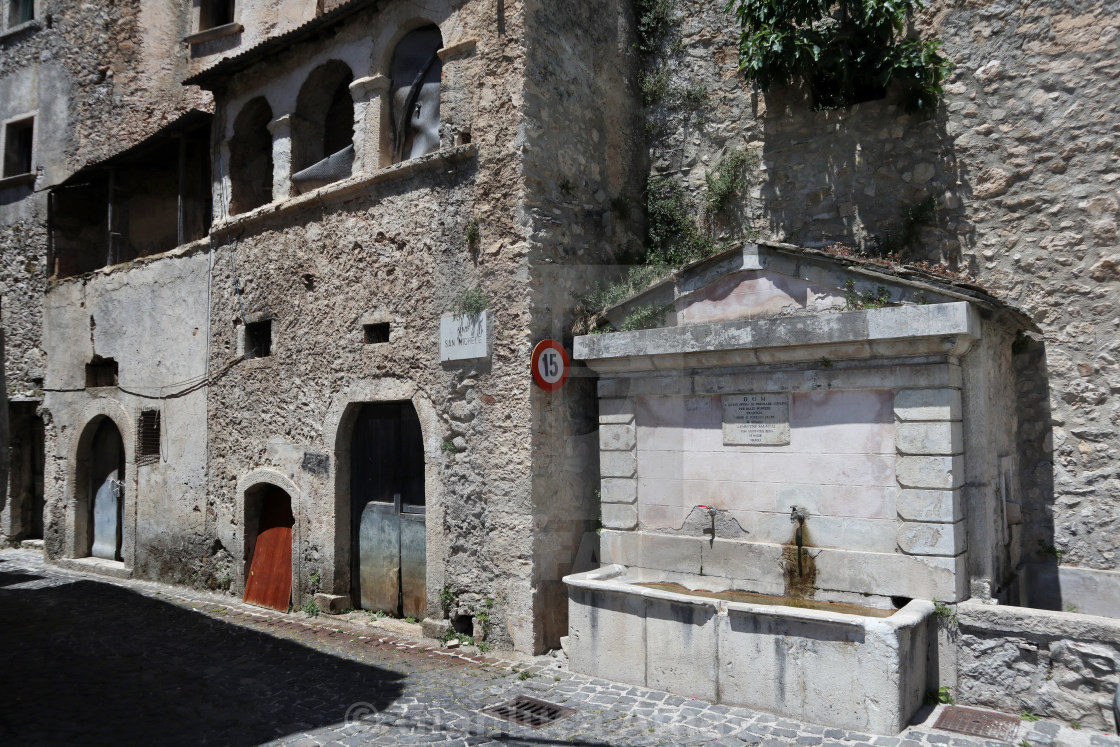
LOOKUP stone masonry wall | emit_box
[203,0,541,650]
[521,0,646,650]
[955,600,1120,730]
[640,0,1120,574]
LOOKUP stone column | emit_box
[598,393,638,530]
[348,74,390,173]
[436,39,478,149]
[266,114,293,201]
[894,388,967,595]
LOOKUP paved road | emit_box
[0,548,1115,747]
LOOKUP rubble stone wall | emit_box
[955,600,1120,730]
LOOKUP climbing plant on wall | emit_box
[725,0,951,112]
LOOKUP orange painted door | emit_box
[243,496,293,612]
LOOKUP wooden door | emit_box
[351,402,426,617]
[243,488,294,612]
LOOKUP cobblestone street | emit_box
[0,548,1116,747]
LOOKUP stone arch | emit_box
[236,469,299,606]
[228,96,274,215]
[323,378,444,616]
[65,398,137,565]
[290,59,355,187]
[387,24,444,163]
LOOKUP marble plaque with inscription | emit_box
[721,393,791,445]
[440,311,491,362]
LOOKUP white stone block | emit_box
[897,521,966,556]
[599,530,639,566]
[897,489,962,522]
[599,397,635,425]
[646,597,719,700]
[894,389,962,421]
[599,423,636,452]
[602,503,638,530]
[896,455,964,489]
[566,587,647,686]
[896,421,963,455]
[600,450,637,478]
[600,477,637,504]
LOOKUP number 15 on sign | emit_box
[531,339,570,391]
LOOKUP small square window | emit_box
[8,0,34,27]
[245,319,271,359]
[85,357,118,387]
[364,322,390,344]
[3,117,33,178]
[199,0,234,30]
[138,410,161,465]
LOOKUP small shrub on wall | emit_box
[726,0,951,112]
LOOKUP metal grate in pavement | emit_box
[934,705,1021,741]
[482,694,575,729]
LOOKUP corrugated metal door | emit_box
[351,403,426,618]
[89,419,123,561]
[243,489,294,612]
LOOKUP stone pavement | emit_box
[0,548,1116,747]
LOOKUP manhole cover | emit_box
[482,694,575,729]
[934,705,1021,741]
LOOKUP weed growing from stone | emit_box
[439,584,455,613]
[1021,712,1042,722]
[932,600,957,626]
[621,304,670,332]
[454,286,490,316]
[1066,603,1079,613]
[405,616,419,624]
[517,670,534,681]
[303,599,320,618]
[704,148,757,216]
[465,218,480,252]
[844,279,892,310]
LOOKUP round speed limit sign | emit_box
[531,339,570,391]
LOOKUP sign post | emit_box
[531,339,570,391]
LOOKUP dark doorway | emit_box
[7,403,44,540]
[243,485,294,612]
[350,402,426,618]
[87,419,124,561]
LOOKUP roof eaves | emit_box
[183,0,379,88]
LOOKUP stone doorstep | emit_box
[54,556,133,580]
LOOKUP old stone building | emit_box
[1,0,1119,731]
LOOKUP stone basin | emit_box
[564,564,934,734]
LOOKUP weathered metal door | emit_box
[351,402,426,618]
[243,488,294,612]
[89,419,123,561]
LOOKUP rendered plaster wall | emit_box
[519,0,646,650]
[643,0,1120,577]
[201,0,551,650]
[954,600,1120,731]
[2,0,210,393]
[40,249,211,582]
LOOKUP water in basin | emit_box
[635,581,896,618]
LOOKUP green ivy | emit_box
[725,0,951,112]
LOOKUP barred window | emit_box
[138,410,161,465]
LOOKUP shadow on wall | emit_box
[756,83,974,268]
[1012,334,1059,607]
[0,569,405,745]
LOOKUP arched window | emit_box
[291,60,354,191]
[229,97,273,215]
[390,25,443,163]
